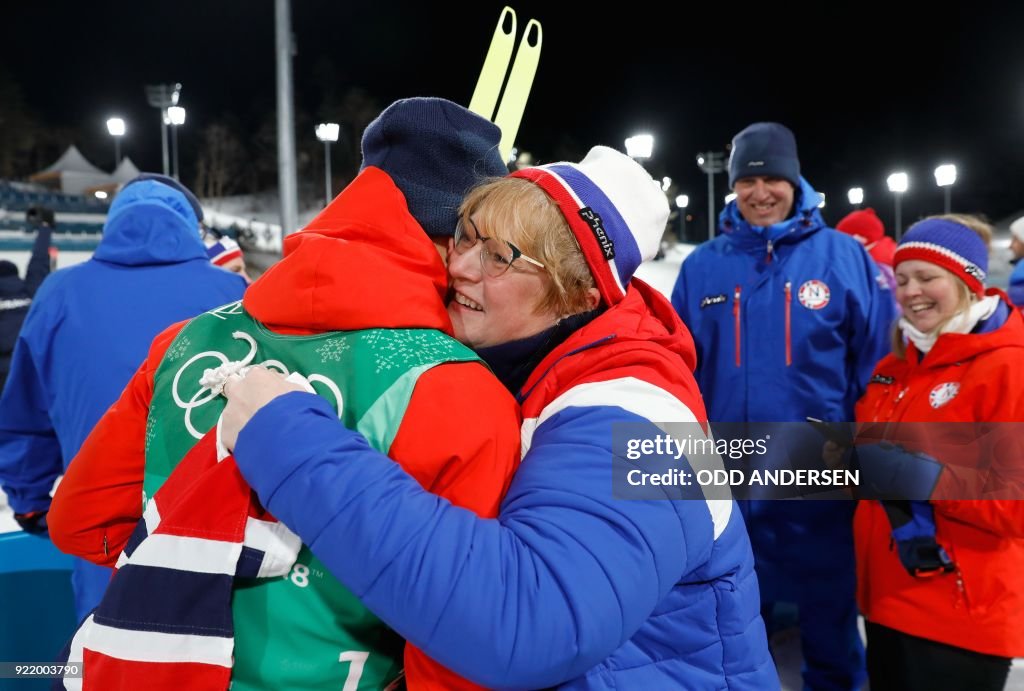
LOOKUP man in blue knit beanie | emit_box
[672,121,898,690]
[361,96,508,238]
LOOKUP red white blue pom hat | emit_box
[511,146,669,306]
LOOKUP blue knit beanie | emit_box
[360,97,508,237]
[894,218,988,296]
[728,122,801,189]
[122,173,204,223]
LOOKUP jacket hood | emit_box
[868,235,897,267]
[93,180,208,266]
[522,279,698,396]
[243,167,452,334]
[720,176,825,247]
[908,289,1024,368]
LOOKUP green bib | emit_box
[144,301,479,690]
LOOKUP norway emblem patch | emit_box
[929,382,960,409]
[798,280,830,310]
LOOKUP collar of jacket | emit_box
[518,279,698,405]
[718,176,825,253]
[905,289,1024,368]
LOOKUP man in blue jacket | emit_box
[0,206,54,392]
[672,123,896,690]
[0,175,246,620]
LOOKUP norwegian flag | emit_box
[59,429,301,690]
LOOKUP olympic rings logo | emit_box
[171,330,344,439]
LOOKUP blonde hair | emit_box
[459,177,597,316]
[891,213,989,358]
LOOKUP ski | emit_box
[468,7,517,122]
[468,6,543,164]
[493,18,541,163]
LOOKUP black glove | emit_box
[14,510,49,535]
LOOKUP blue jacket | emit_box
[672,178,895,424]
[0,222,51,389]
[671,179,896,598]
[1009,258,1024,307]
[0,180,247,515]
[234,282,778,690]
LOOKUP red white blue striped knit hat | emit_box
[204,236,243,267]
[894,218,988,296]
[510,146,669,305]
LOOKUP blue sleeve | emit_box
[1008,266,1024,307]
[23,225,53,297]
[845,248,897,409]
[235,392,709,688]
[853,443,942,500]
[0,304,63,513]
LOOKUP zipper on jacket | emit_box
[766,240,774,263]
[954,565,967,610]
[784,281,792,366]
[889,387,909,418]
[733,285,742,367]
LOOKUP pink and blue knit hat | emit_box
[894,218,988,296]
[510,146,669,305]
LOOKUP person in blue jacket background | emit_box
[671,122,896,690]
[0,205,54,392]
[0,174,246,621]
[1007,215,1024,307]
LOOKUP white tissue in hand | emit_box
[283,371,315,393]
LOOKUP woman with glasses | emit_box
[221,146,778,690]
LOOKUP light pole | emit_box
[675,194,689,242]
[887,171,909,240]
[167,106,186,180]
[697,151,726,240]
[106,117,125,167]
[848,187,864,207]
[145,83,181,176]
[624,134,654,161]
[934,164,957,214]
[315,122,340,206]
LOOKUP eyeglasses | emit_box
[452,218,545,278]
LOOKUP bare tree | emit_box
[195,121,245,199]
[0,71,39,179]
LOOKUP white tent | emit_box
[110,157,142,185]
[30,145,114,195]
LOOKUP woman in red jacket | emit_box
[853,215,1024,691]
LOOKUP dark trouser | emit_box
[866,620,1011,691]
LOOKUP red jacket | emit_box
[50,167,521,690]
[853,290,1024,657]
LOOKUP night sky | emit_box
[5,1,1024,235]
